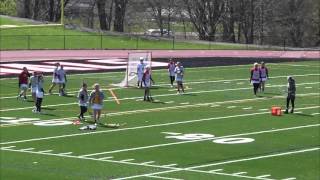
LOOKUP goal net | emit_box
[115,52,152,87]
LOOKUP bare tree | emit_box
[114,0,128,32]
[184,0,224,41]
[23,0,31,18]
[221,0,236,42]
[97,0,108,30]
[148,0,165,35]
[32,0,40,20]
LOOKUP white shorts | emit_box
[251,80,260,84]
[91,104,103,110]
[31,87,37,93]
[20,84,28,90]
[137,73,143,81]
[52,78,60,84]
[261,78,268,82]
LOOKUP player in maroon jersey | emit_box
[18,67,31,100]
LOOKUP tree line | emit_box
[3,0,320,47]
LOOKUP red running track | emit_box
[1,50,319,62]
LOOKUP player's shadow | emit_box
[294,113,314,117]
[61,94,75,98]
[182,93,197,96]
[39,112,57,117]
[42,107,56,111]
[150,86,161,90]
[264,92,282,95]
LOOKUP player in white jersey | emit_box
[250,62,261,96]
[259,62,269,92]
[137,57,145,88]
[168,59,176,87]
[29,71,38,103]
[174,62,185,94]
[48,63,60,95]
[58,65,67,96]
[142,66,154,101]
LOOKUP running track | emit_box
[0,50,319,77]
[1,50,319,62]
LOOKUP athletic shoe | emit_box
[284,109,289,114]
[290,109,294,113]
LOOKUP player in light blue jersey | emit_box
[174,62,185,94]
[137,57,145,88]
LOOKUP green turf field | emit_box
[0,61,319,180]
[0,16,267,50]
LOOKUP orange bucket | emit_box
[271,106,282,116]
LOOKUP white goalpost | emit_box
[114,52,152,87]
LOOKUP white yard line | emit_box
[38,150,53,153]
[141,161,155,165]
[209,169,223,172]
[1,106,319,145]
[59,152,73,155]
[19,148,34,151]
[98,156,113,160]
[1,145,16,149]
[77,122,320,157]
[162,164,178,167]
[1,81,319,112]
[187,147,320,169]
[120,159,135,162]
[1,145,313,180]
[233,172,248,175]
[2,92,311,128]
[256,175,271,178]
[146,175,183,180]
[0,73,319,100]
[113,170,182,180]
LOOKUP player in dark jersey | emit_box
[250,63,261,96]
[285,76,296,114]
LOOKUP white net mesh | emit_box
[114,52,152,87]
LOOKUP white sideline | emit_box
[1,146,316,180]
[99,156,113,160]
[146,175,183,180]
[78,121,320,157]
[141,161,155,165]
[233,172,248,175]
[1,81,319,112]
[1,106,319,145]
[110,147,318,180]
[19,148,34,151]
[257,175,271,178]
[187,147,320,169]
